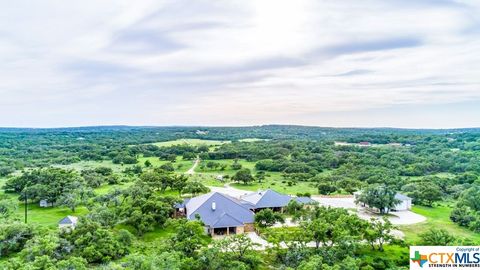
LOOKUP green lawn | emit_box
[11,203,88,228]
[399,205,480,244]
[93,181,134,195]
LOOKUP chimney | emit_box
[211,202,216,211]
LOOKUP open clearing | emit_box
[152,138,230,147]
[399,205,480,244]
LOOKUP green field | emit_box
[195,159,256,174]
[138,155,195,173]
[54,160,127,172]
[152,138,230,147]
[400,205,480,244]
[230,177,318,195]
[194,159,320,194]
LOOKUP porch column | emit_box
[227,227,230,235]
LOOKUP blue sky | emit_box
[0,0,479,128]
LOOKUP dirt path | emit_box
[186,157,200,175]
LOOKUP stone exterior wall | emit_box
[244,223,255,232]
[235,226,244,234]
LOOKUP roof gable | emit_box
[186,192,254,228]
[59,215,78,225]
[242,189,292,209]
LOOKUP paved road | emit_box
[208,183,251,198]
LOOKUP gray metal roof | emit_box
[58,216,78,225]
[395,193,411,201]
[294,197,317,204]
[241,189,292,209]
[186,192,254,228]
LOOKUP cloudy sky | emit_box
[1,0,479,128]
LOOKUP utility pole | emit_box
[24,184,28,224]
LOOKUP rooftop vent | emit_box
[211,202,216,211]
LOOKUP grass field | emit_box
[138,155,195,173]
[54,160,127,172]
[152,138,230,147]
[195,159,256,175]
[194,159,320,194]
[399,204,480,244]
[230,177,318,195]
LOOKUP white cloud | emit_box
[0,0,479,127]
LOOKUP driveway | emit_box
[186,157,200,175]
[208,184,251,198]
[311,196,426,225]
[311,196,357,209]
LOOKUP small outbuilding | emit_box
[392,193,412,211]
[39,199,50,208]
[58,216,78,230]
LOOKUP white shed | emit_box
[392,193,412,211]
[58,216,79,230]
[39,199,49,208]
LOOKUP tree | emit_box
[255,209,285,228]
[356,185,400,214]
[144,160,152,167]
[302,206,367,249]
[364,217,394,251]
[65,218,133,263]
[171,174,188,195]
[231,161,242,170]
[182,181,210,196]
[0,222,35,257]
[318,183,337,195]
[160,162,175,172]
[255,171,266,182]
[58,191,83,212]
[232,168,254,185]
[0,197,17,219]
[57,257,88,270]
[169,219,206,256]
[420,228,456,246]
[214,234,261,265]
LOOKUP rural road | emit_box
[186,157,200,175]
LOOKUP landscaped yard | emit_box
[399,204,480,244]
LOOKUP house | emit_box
[240,189,292,212]
[393,193,412,211]
[39,199,50,207]
[175,192,255,236]
[58,216,78,230]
